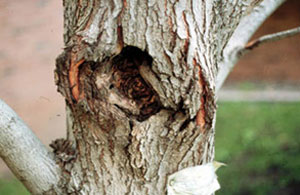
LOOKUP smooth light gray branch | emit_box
[0,99,61,194]
[216,0,286,92]
[244,26,300,50]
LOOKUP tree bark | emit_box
[0,100,61,194]
[55,0,223,194]
[0,0,288,194]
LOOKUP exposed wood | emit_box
[54,0,289,194]
[55,0,224,193]
[0,0,290,194]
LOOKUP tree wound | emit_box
[111,46,162,121]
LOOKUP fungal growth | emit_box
[111,46,162,121]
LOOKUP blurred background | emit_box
[0,0,299,194]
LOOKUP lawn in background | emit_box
[216,102,300,195]
[0,177,29,195]
[0,102,299,194]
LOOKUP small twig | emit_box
[245,26,300,50]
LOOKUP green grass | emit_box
[0,177,29,195]
[216,102,300,195]
[1,102,300,194]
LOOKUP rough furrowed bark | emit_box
[53,0,251,194]
[0,0,289,194]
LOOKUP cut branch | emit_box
[244,26,300,50]
[0,99,61,194]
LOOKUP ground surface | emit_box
[216,102,300,195]
[1,102,300,194]
[0,0,299,176]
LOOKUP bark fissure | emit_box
[0,0,289,194]
[54,0,264,194]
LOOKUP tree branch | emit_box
[216,0,286,92]
[244,26,300,50]
[0,99,61,194]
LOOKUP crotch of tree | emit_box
[111,46,162,121]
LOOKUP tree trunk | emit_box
[0,0,287,194]
[54,0,222,194]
